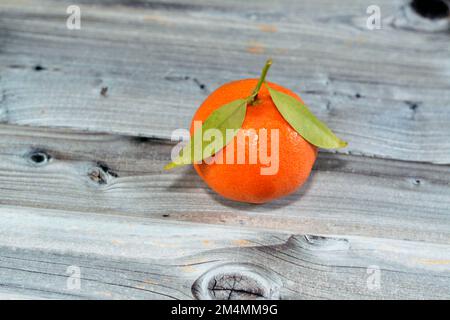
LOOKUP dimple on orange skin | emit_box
[190,79,318,204]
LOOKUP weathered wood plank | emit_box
[0,207,449,299]
[1,0,450,300]
[1,0,450,163]
[0,124,449,244]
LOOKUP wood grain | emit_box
[0,124,449,244]
[0,206,449,299]
[1,0,450,300]
[0,0,449,163]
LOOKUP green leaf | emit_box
[164,98,247,169]
[268,87,347,149]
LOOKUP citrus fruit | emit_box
[165,59,347,204]
[190,79,317,203]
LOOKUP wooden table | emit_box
[0,0,449,299]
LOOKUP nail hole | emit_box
[26,150,51,166]
[34,65,46,71]
[31,153,46,163]
[100,87,108,97]
[193,78,207,92]
[406,101,419,111]
[411,0,449,20]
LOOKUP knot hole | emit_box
[411,0,450,20]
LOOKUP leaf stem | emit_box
[248,58,272,105]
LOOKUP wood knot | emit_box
[191,263,281,300]
[393,0,450,31]
[290,234,350,251]
[26,149,51,166]
[100,86,108,97]
[88,161,118,185]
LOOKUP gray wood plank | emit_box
[0,124,449,244]
[1,0,450,300]
[1,0,450,163]
[0,206,449,299]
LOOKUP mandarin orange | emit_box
[190,79,317,203]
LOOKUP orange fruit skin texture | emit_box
[190,79,318,204]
